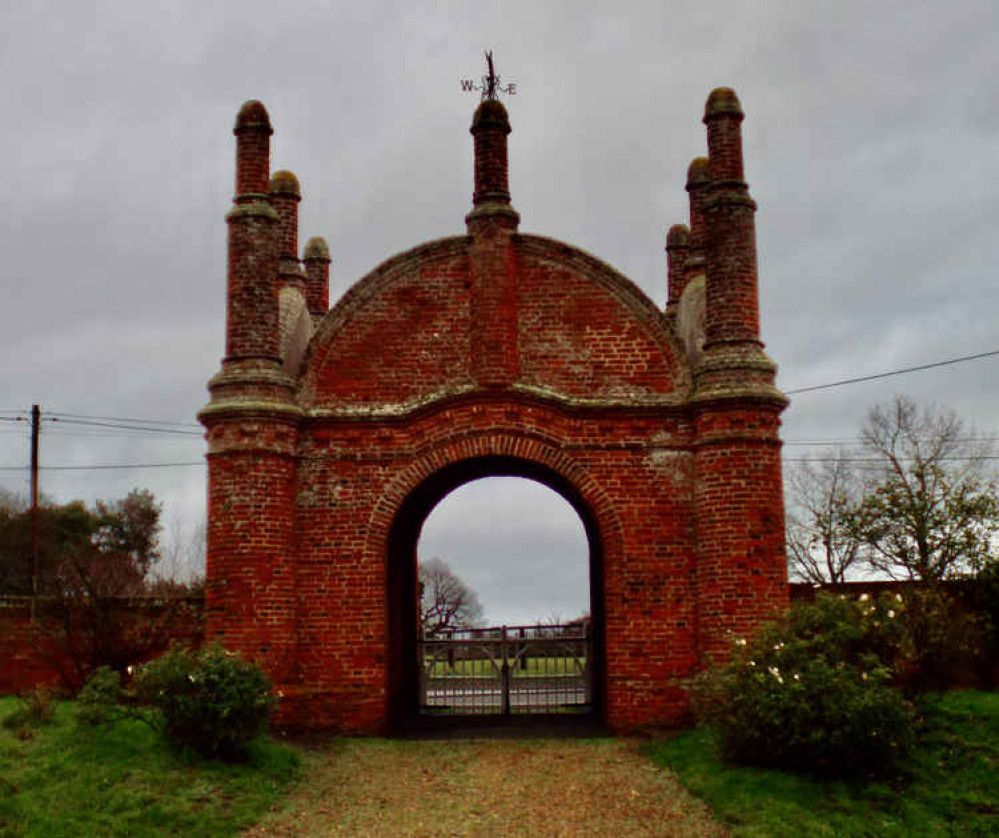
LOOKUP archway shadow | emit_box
[386,456,606,734]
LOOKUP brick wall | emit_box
[0,596,204,693]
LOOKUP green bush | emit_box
[75,665,124,726]
[695,594,915,778]
[896,585,985,693]
[1,686,56,734]
[133,644,276,761]
[967,564,999,685]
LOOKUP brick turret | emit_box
[234,100,271,198]
[702,89,759,348]
[466,98,519,386]
[684,156,710,287]
[665,223,690,307]
[270,169,306,295]
[465,99,520,234]
[303,236,331,321]
[225,101,280,363]
[690,88,788,662]
[199,100,301,685]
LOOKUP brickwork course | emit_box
[199,88,789,733]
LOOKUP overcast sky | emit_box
[2,1,997,624]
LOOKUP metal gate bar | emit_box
[418,623,591,715]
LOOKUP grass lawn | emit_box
[645,689,999,837]
[0,697,300,837]
[3,689,996,835]
[426,655,586,678]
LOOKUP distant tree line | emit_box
[0,487,203,599]
[0,488,204,688]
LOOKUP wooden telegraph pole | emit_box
[29,404,40,619]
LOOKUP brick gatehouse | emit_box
[199,87,788,732]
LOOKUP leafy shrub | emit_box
[695,594,915,778]
[966,564,999,685]
[896,585,985,693]
[2,686,56,733]
[133,644,276,761]
[76,665,124,726]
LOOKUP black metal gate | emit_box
[417,623,592,715]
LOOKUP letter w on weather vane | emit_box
[460,50,516,100]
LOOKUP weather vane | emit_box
[460,50,516,100]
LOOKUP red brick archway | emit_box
[200,89,789,733]
[380,448,613,728]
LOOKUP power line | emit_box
[51,418,202,437]
[44,461,205,471]
[785,349,999,395]
[784,455,999,464]
[0,461,204,472]
[49,411,201,429]
[43,427,203,440]
[783,435,998,447]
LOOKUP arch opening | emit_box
[386,456,606,729]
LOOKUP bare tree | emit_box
[0,488,30,513]
[785,449,865,584]
[418,557,484,638]
[147,516,206,595]
[851,395,998,581]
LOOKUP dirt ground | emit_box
[244,737,726,837]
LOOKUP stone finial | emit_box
[235,100,273,133]
[304,236,330,262]
[703,87,743,121]
[270,169,301,197]
[686,156,710,186]
[666,224,690,249]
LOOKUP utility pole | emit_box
[29,404,40,619]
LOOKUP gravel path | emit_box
[244,737,726,837]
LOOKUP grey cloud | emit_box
[2,0,997,624]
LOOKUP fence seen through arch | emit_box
[418,622,592,715]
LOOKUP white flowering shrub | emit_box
[694,594,915,778]
[133,644,276,761]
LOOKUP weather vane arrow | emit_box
[460,50,516,100]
